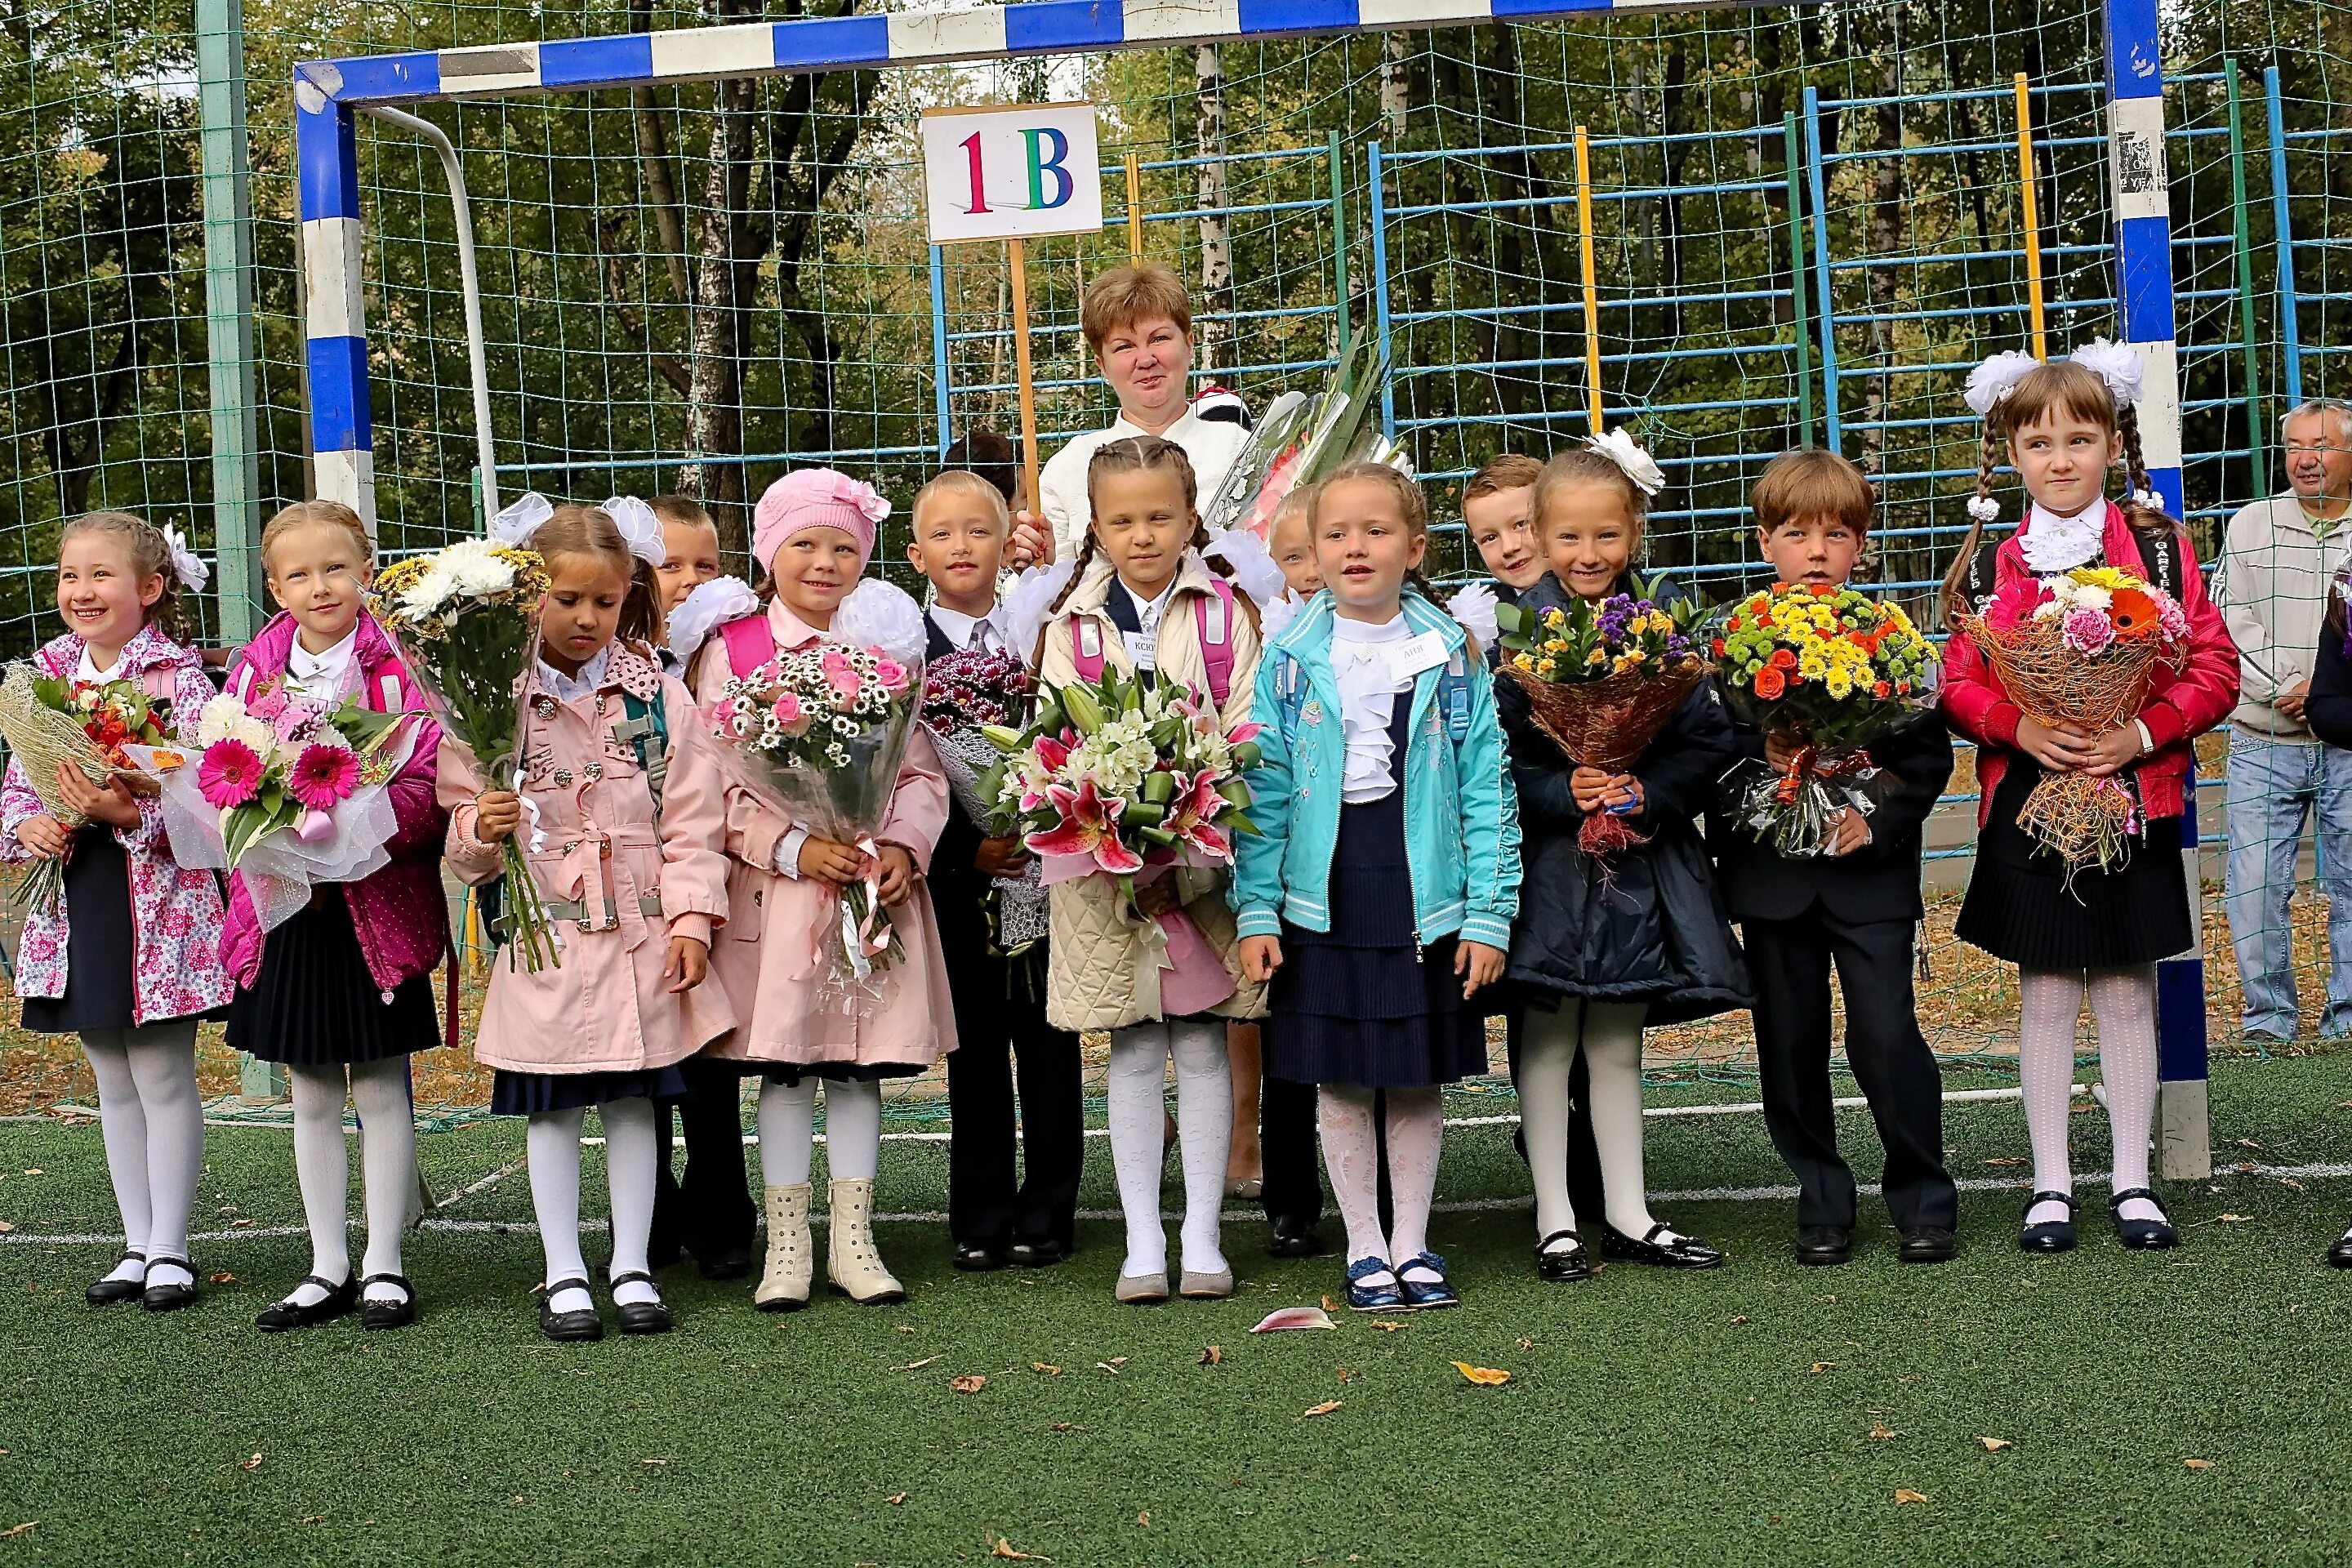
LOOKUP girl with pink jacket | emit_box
[441,503,733,1343]
[690,469,957,1314]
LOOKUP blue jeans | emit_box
[2224,732,2352,1039]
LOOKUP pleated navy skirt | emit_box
[226,889,439,1067]
[1955,759,2193,969]
[490,1063,689,1116]
[19,827,137,1035]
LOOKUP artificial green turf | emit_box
[5,1052,2352,1565]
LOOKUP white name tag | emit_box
[1122,630,1159,670]
[1389,631,1450,681]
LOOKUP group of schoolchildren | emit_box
[5,330,2287,1343]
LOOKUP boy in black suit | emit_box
[1712,449,1959,1266]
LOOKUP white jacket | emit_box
[2215,493,2345,739]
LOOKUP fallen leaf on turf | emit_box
[2235,1138,2263,1150]
[893,1356,942,1372]
[1334,1368,1356,1383]
[1981,1157,2025,1168]
[1199,1346,1222,1365]
[209,1272,236,1285]
[231,1218,253,1228]
[2185,1459,2212,1470]
[1868,1423,1898,1441]
[241,1454,263,1471]
[2282,1178,2306,1192]
[1894,1489,1930,1504]
[1517,1338,1534,1352]
[1731,1316,1749,1325]
[20,1169,38,1177]
[0,1222,12,1234]
[896,1324,916,1334]
[1251,1307,1336,1333]
[639,1459,669,1466]
[951,1374,987,1394]
[1049,1423,1075,1432]
[1452,1362,1512,1387]
[1031,1362,1062,1376]
[1137,1511,1150,1526]
[1810,1362,1835,1374]
[1370,1320,1407,1333]
[0,1523,33,1539]
[2217,1214,2251,1223]
[298,1516,325,1524]
[1094,1362,1121,1374]
[885,1494,906,1507]
[989,1539,1048,1561]
[1979,1437,2012,1452]
[1303,1400,1342,1418]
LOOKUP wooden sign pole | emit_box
[1008,236,1043,512]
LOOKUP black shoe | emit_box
[1267,1221,1324,1259]
[2109,1187,2179,1250]
[2331,1227,2352,1268]
[1900,1226,1958,1264]
[954,1243,1009,1272]
[609,1271,675,1335]
[538,1277,604,1343]
[140,1257,198,1313]
[86,1250,145,1307]
[692,1238,755,1282]
[647,1233,685,1271]
[359,1274,417,1331]
[2019,1190,2078,1253]
[1535,1229,1592,1283]
[1008,1236,1069,1268]
[1600,1223,1725,1270]
[1793,1225,1852,1267]
[256,1273,359,1332]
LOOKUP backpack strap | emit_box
[1437,648,1475,743]
[1068,617,1107,685]
[1966,539,2003,612]
[2145,527,2187,602]
[612,691,670,822]
[719,614,777,681]
[1273,652,1306,748]
[1194,577,1236,708]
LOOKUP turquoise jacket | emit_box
[1230,590,1521,951]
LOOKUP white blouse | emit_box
[1330,612,1414,804]
[285,624,359,703]
[2019,500,2105,574]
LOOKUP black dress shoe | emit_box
[646,1233,685,1271]
[538,1277,604,1343]
[2019,1190,2078,1254]
[2330,1227,2352,1268]
[692,1239,755,1282]
[954,1243,1009,1272]
[1535,1229,1592,1283]
[1008,1236,1069,1268]
[1267,1221,1324,1259]
[1794,1225,1852,1266]
[2109,1187,2178,1250]
[256,1273,359,1332]
[86,1250,145,1307]
[609,1271,675,1335]
[1600,1223,1725,1270]
[359,1274,417,1331]
[140,1257,199,1313]
[1899,1227,1958,1264]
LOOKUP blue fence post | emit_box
[294,67,376,528]
[929,243,953,458]
[2105,0,2210,1180]
[1368,140,1394,440]
[1801,88,1840,452]
[2263,65,2304,405]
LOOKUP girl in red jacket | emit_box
[1940,345,2238,1255]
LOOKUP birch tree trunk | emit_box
[677,2,759,554]
[1194,43,1233,376]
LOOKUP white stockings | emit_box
[283,1058,417,1307]
[1518,1000,1669,1246]
[1317,1084,1445,1283]
[2018,966,2162,1227]
[1106,1020,1232,1278]
[81,1022,202,1290]
[527,1096,662,1312]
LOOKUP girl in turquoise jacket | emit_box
[1232,465,1521,1312]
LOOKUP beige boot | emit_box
[826,1177,906,1305]
[754,1183,813,1312]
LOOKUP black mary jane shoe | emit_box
[538,1277,604,1343]
[2018,1191,2078,1254]
[86,1250,146,1307]
[359,1274,417,1331]
[1535,1229,1592,1283]
[953,1243,1009,1272]
[1793,1225,1853,1267]
[1600,1223,1725,1271]
[2109,1187,2179,1251]
[256,1273,359,1333]
[1009,1236,1071,1268]
[609,1271,675,1335]
[140,1257,199,1313]
[1899,1227,1958,1264]
[1267,1221,1325,1260]
[2330,1227,2352,1269]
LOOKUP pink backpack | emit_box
[719,613,777,680]
[1067,577,1236,706]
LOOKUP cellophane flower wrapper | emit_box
[1958,564,2190,880]
[1201,336,1403,540]
[705,639,924,1013]
[0,664,175,915]
[1712,584,1942,858]
[368,541,560,970]
[921,647,1047,956]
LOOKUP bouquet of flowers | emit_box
[128,683,418,936]
[1713,584,1941,858]
[1497,579,1710,853]
[0,664,177,915]
[369,538,559,969]
[1200,336,1410,540]
[1958,564,2191,875]
[920,645,1048,956]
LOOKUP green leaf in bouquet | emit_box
[1140,771,1179,806]
[1215,777,1254,810]
[1149,718,1184,750]
[1224,811,1261,837]
[1120,800,1166,827]
[1034,701,1066,737]
[1232,741,1262,772]
[1136,826,1178,849]
[29,675,73,712]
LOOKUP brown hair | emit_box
[911,469,1011,535]
[261,499,372,572]
[1466,452,1544,503]
[1531,445,1651,557]
[1080,263,1193,357]
[1051,435,1231,615]
[1312,462,1445,604]
[60,510,191,644]
[1753,448,1874,537]
[648,494,715,534]
[534,504,658,648]
[1940,358,2176,626]
[941,428,1021,507]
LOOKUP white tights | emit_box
[82,1022,202,1289]
[528,1096,661,1312]
[1106,1020,1231,1277]
[2019,966,2163,1226]
[283,1059,416,1307]
[1518,1000,1671,1245]
[755,1076,882,1186]
[1317,1085,1444,1282]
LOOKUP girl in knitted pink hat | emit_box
[690,467,957,1312]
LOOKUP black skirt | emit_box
[490,1063,689,1116]
[226,889,439,1067]
[762,1061,924,1087]
[1955,759,2193,969]
[19,827,137,1035]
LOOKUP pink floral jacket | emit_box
[1,624,234,1023]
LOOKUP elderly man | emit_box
[2217,398,2352,1041]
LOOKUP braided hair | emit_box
[1049,434,1234,616]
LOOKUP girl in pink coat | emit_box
[690,469,957,1313]
[222,500,450,1334]
[2,511,230,1314]
[441,503,733,1343]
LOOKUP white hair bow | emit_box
[489,491,554,546]
[1963,350,2042,416]
[600,495,669,568]
[1965,495,2005,523]
[159,524,210,591]
[1584,428,1666,497]
[664,575,759,665]
[2069,338,2145,410]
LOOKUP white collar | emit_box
[1331,611,1410,649]
[287,623,360,700]
[930,601,1003,653]
[75,644,125,684]
[1118,574,1181,630]
[535,645,611,705]
[2020,500,2106,574]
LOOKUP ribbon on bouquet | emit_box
[1773,744,1878,810]
[836,834,895,982]
[510,764,549,853]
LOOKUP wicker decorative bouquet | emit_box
[1958,564,2190,875]
[920,646,1047,956]
[1714,584,1940,857]
[1497,580,1709,853]
[369,538,559,969]
[0,665,176,915]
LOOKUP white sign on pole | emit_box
[920,103,1104,245]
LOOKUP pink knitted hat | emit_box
[751,469,892,572]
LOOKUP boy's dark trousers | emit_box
[1258,1071,1328,1236]
[651,1062,757,1267]
[946,945,1084,1251]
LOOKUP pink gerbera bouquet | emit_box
[171,681,409,865]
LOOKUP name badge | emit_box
[1390,630,1450,681]
[1121,630,1159,670]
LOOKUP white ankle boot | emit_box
[826,1177,905,1305]
[755,1183,813,1312]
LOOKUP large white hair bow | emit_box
[489,491,554,546]
[1200,525,1286,609]
[1584,428,1666,497]
[2068,337,2145,410]
[600,495,669,568]
[664,575,758,665]
[1963,350,2042,416]
[831,578,930,667]
[158,524,210,591]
